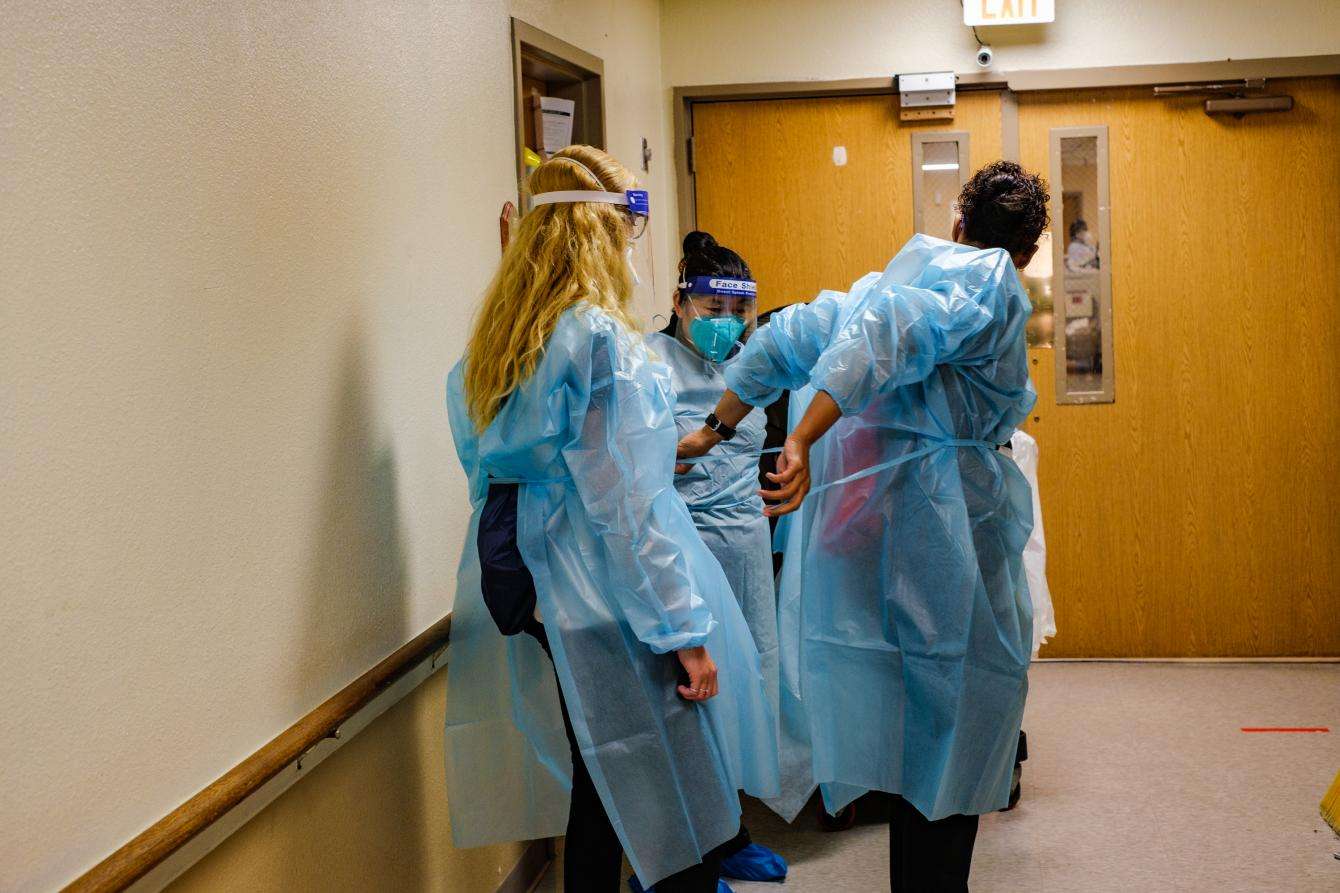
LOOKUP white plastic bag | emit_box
[1009,430,1056,654]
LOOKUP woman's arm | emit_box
[561,324,721,698]
[675,387,841,517]
[760,389,842,517]
[681,268,1007,516]
[674,388,753,472]
[674,290,852,470]
[724,290,851,406]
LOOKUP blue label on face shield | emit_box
[625,190,650,216]
[680,276,756,297]
[689,315,747,362]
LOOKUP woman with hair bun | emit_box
[647,231,788,885]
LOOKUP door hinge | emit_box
[686,136,696,174]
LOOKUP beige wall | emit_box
[164,667,528,893]
[657,0,1338,320]
[1,2,668,890]
[661,0,1340,86]
[7,2,1335,889]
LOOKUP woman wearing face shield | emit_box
[644,232,788,885]
[444,147,779,892]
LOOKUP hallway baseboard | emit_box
[499,838,553,893]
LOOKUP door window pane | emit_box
[911,132,969,240]
[1049,127,1114,403]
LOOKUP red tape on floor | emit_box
[1240,727,1330,733]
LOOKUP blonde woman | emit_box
[443,146,779,892]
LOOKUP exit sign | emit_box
[965,0,1055,25]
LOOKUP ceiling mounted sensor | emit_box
[898,71,956,122]
[1153,79,1294,118]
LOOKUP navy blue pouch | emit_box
[476,482,538,636]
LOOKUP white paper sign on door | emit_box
[540,96,576,155]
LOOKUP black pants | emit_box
[525,621,724,892]
[888,795,979,892]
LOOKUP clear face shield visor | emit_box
[676,276,758,362]
[528,187,654,304]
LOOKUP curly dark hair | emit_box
[955,160,1050,258]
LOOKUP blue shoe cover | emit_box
[628,876,735,892]
[720,843,788,882]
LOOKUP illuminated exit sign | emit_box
[965,0,1055,25]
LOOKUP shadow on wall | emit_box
[288,319,433,885]
[166,252,518,893]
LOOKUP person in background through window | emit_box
[1065,218,1099,271]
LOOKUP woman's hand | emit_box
[760,389,839,516]
[676,646,718,701]
[675,426,720,475]
[761,435,812,517]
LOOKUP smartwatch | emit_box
[704,412,737,442]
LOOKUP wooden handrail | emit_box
[64,613,453,892]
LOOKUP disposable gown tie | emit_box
[727,234,1038,823]
[444,306,780,887]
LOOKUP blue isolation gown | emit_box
[444,305,780,886]
[646,331,780,718]
[728,234,1036,822]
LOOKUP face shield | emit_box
[528,187,655,310]
[676,275,758,362]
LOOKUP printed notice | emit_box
[540,96,576,156]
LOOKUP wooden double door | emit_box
[691,78,1340,656]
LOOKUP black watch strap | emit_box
[705,412,737,442]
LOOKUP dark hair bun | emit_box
[683,230,719,257]
[677,230,752,288]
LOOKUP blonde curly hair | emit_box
[464,145,641,429]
